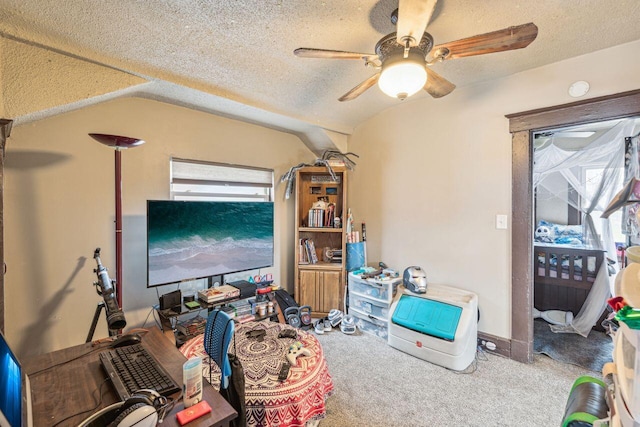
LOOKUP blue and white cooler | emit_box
[388,283,478,371]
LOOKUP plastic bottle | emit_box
[183,357,203,407]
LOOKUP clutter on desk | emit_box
[198,285,240,303]
[229,299,252,317]
[176,315,207,337]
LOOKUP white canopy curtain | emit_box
[533,118,640,336]
[622,134,640,238]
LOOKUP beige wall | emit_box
[4,97,315,357]
[348,39,640,340]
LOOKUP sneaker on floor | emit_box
[328,309,344,327]
[340,315,356,335]
[314,320,325,335]
[323,318,332,332]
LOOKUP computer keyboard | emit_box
[99,343,181,400]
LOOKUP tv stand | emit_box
[157,293,282,345]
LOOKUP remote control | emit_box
[278,362,291,381]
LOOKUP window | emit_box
[171,158,274,202]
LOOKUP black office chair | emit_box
[203,309,247,427]
[203,309,234,389]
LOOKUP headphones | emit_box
[285,305,312,328]
[79,389,169,427]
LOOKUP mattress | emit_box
[391,295,462,341]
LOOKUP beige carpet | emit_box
[315,329,594,427]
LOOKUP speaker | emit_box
[160,290,182,310]
[79,389,168,427]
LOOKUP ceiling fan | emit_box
[294,0,538,102]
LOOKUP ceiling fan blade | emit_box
[423,67,456,98]
[339,74,380,102]
[396,0,438,47]
[294,48,377,61]
[424,68,456,98]
[432,22,538,60]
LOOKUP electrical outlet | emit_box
[496,214,508,230]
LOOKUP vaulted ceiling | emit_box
[1,0,640,152]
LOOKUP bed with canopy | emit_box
[533,118,640,336]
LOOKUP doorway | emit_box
[530,119,638,370]
[507,88,640,363]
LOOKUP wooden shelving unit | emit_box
[294,166,347,317]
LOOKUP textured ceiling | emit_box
[1,0,640,142]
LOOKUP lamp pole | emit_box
[89,134,145,308]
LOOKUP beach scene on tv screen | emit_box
[148,201,273,286]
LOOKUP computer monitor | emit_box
[0,331,32,427]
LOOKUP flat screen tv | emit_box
[147,200,274,287]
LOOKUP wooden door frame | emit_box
[0,118,13,334]
[506,88,640,363]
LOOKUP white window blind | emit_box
[171,158,273,202]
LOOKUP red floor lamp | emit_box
[89,133,145,309]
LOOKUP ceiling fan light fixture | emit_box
[378,56,427,100]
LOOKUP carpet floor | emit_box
[315,328,594,427]
[533,319,613,373]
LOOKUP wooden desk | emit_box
[23,326,237,427]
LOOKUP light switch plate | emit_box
[496,214,508,230]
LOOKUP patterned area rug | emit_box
[534,319,613,372]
